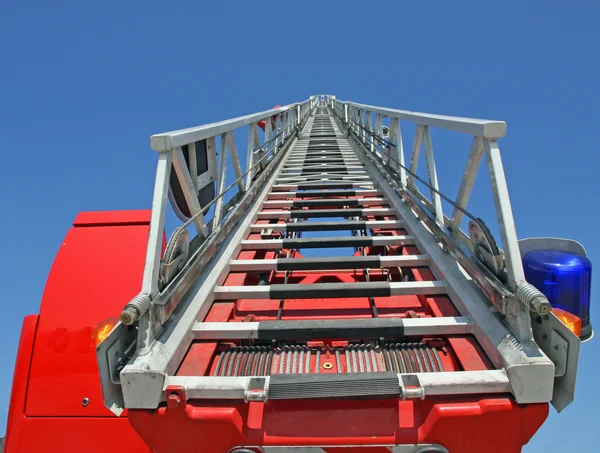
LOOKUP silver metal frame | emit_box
[97,94,580,415]
[118,112,313,410]
[332,97,553,322]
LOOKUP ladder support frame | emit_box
[102,96,562,414]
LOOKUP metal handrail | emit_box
[122,97,316,350]
[335,99,506,138]
[329,95,549,339]
[151,102,310,151]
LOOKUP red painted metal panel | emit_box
[6,416,150,453]
[128,398,548,453]
[25,210,151,417]
[5,316,150,453]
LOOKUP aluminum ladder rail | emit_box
[118,102,555,409]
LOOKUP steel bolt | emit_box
[82,397,89,407]
[167,393,181,409]
[120,306,139,325]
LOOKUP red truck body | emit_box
[4,208,548,453]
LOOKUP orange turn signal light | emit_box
[552,308,582,338]
[92,317,118,346]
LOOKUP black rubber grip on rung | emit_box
[277,255,381,270]
[258,318,405,340]
[296,183,355,190]
[268,372,400,400]
[293,190,358,198]
[292,199,360,208]
[289,208,363,218]
[281,237,374,248]
[269,282,391,299]
[299,159,349,163]
[283,220,369,232]
[301,166,348,173]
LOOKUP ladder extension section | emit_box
[116,99,558,417]
[160,107,513,402]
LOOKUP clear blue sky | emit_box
[1,1,599,451]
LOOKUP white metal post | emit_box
[245,123,257,191]
[213,134,229,226]
[172,147,209,239]
[265,117,272,168]
[408,125,424,187]
[484,139,525,288]
[422,126,444,225]
[226,132,245,194]
[141,151,172,297]
[207,136,218,181]
[188,142,198,193]
[450,137,484,231]
[391,117,407,187]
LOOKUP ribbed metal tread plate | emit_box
[212,343,444,377]
[268,372,400,399]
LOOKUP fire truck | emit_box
[4,96,592,452]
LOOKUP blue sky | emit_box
[1,1,599,450]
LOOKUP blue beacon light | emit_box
[523,249,592,340]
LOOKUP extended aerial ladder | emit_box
[4,96,590,453]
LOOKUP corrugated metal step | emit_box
[210,342,445,377]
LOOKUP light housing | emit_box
[552,307,582,338]
[523,249,592,341]
[92,317,118,347]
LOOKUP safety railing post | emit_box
[422,126,444,225]
[408,125,424,188]
[484,139,525,288]
[172,147,210,238]
[450,137,484,231]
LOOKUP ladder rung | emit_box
[240,235,414,250]
[286,158,360,163]
[213,281,448,300]
[271,183,374,191]
[230,254,429,271]
[257,208,395,219]
[282,165,364,172]
[276,175,371,182]
[263,198,387,208]
[192,316,471,340]
[268,189,380,199]
[249,219,402,232]
[289,153,356,158]
[278,172,368,178]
